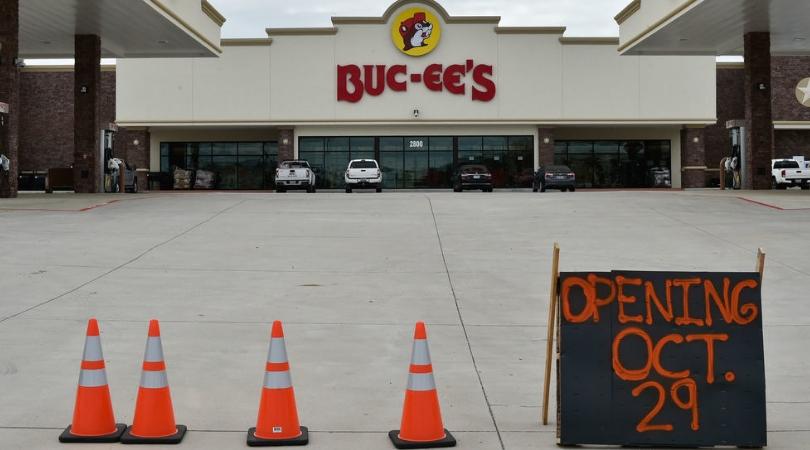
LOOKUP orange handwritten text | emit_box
[612,327,728,382]
[561,275,758,326]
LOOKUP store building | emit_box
[13,0,810,191]
[113,0,717,190]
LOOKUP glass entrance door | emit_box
[620,141,646,188]
[594,141,620,188]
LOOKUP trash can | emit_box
[18,170,47,191]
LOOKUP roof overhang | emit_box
[617,0,810,56]
[18,0,224,60]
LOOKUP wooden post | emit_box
[720,157,728,190]
[118,163,125,193]
[542,242,560,425]
[756,247,765,282]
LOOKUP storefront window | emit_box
[160,141,278,190]
[299,138,325,187]
[380,137,403,151]
[213,155,237,189]
[299,137,325,153]
[239,142,263,155]
[509,136,534,187]
[352,137,375,155]
[458,136,482,151]
[555,140,671,188]
[164,136,548,190]
[594,141,619,188]
[213,142,237,156]
[380,151,402,189]
[458,137,483,165]
[619,141,645,188]
[430,137,453,151]
[428,137,453,188]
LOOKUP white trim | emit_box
[774,122,810,130]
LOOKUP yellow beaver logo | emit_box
[391,8,441,56]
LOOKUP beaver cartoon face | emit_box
[399,12,433,51]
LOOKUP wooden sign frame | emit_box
[542,242,560,425]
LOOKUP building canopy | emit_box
[17,0,223,60]
[617,0,810,56]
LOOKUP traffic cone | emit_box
[120,319,186,444]
[59,318,127,443]
[389,322,456,449]
[247,320,308,446]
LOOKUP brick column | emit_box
[744,32,773,190]
[117,128,150,191]
[0,0,20,198]
[73,35,101,193]
[680,127,706,188]
[278,128,294,162]
[538,128,555,168]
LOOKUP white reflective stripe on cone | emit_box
[82,336,104,361]
[78,368,108,387]
[407,372,436,392]
[141,370,169,389]
[267,338,288,363]
[410,339,431,365]
[263,370,293,389]
[144,337,165,362]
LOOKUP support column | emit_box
[278,128,294,162]
[118,128,150,191]
[73,35,102,193]
[0,0,20,198]
[538,128,555,168]
[680,126,706,188]
[744,32,773,190]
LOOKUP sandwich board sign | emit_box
[557,270,766,447]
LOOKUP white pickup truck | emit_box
[344,159,382,193]
[771,158,810,190]
[275,160,316,193]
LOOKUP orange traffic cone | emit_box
[120,319,186,444]
[59,318,127,443]
[247,320,308,446]
[389,322,456,449]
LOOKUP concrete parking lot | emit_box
[0,189,808,449]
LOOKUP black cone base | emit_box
[389,429,456,449]
[247,426,309,446]
[120,424,187,444]
[59,423,127,443]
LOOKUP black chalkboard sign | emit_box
[558,271,766,447]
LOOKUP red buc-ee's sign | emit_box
[337,59,496,103]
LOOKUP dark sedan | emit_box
[452,165,493,192]
[533,165,576,192]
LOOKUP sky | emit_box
[211,0,633,39]
[26,0,739,65]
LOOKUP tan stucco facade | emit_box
[116,0,717,189]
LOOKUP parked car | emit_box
[771,158,810,189]
[344,159,382,192]
[533,165,575,192]
[275,160,316,193]
[452,165,493,192]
